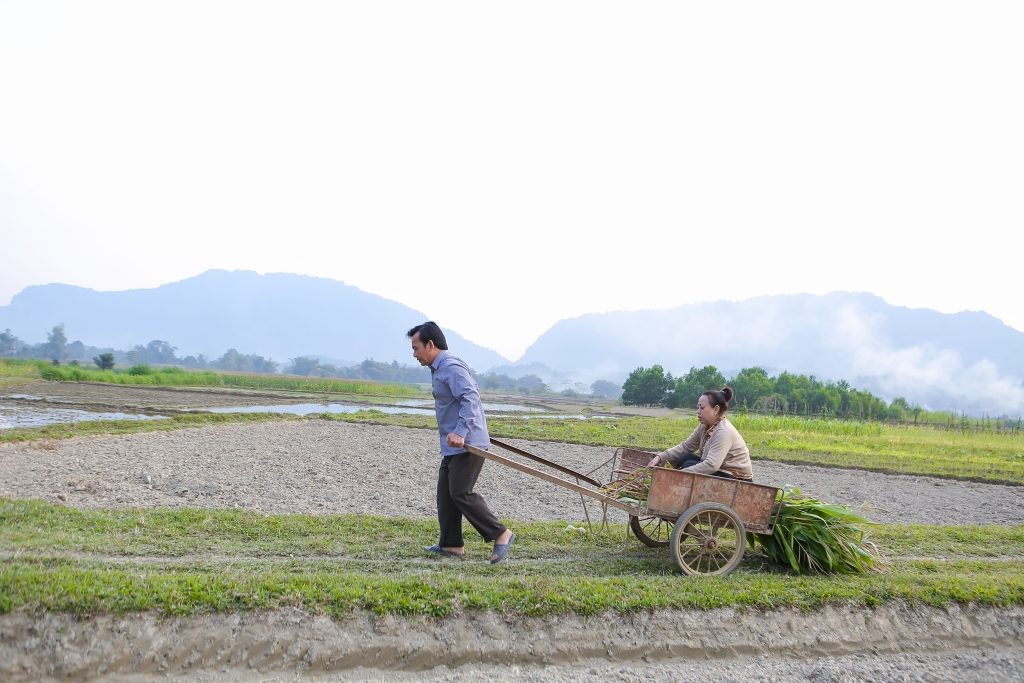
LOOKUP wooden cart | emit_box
[465,439,781,576]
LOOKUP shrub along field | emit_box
[1,499,1022,617]
[0,358,419,396]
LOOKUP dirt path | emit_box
[2,603,1022,682]
[2,420,1023,525]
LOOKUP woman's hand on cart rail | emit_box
[446,432,466,449]
[648,454,663,467]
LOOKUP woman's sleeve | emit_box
[657,425,702,466]
[685,429,730,475]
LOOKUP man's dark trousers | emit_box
[437,451,507,547]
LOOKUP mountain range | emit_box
[2,271,1022,414]
[0,270,508,372]
[517,292,1024,415]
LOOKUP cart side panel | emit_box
[646,467,695,516]
[731,483,780,534]
[647,465,783,533]
[689,475,741,510]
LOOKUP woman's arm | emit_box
[648,426,702,467]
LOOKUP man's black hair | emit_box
[407,321,448,350]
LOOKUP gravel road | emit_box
[2,420,1023,526]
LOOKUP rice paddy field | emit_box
[315,411,1024,486]
[3,372,1024,679]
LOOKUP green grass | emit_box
[0,358,44,387]
[0,358,419,396]
[1,499,1022,617]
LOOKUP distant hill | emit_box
[516,292,1024,414]
[0,270,509,372]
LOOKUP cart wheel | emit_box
[629,515,672,547]
[669,502,745,576]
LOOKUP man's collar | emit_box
[430,349,449,370]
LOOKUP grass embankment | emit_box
[0,358,42,388]
[1,499,1021,617]
[0,412,301,444]
[0,358,419,396]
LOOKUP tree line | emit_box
[286,357,430,383]
[621,364,902,420]
[1,325,278,374]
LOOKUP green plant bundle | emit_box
[749,486,879,575]
[599,469,651,506]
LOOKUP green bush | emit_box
[127,364,153,376]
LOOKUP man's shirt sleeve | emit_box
[451,364,483,439]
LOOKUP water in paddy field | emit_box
[205,403,437,416]
[204,401,552,417]
[0,400,169,430]
[389,399,547,412]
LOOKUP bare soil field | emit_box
[2,419,1023,525]
[3,603,1022,682]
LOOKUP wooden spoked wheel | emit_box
[669,502,746,576]
[629,515,672,547]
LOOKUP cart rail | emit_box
[464,443,640,514]
[488,437,602,487]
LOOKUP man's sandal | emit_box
[489,532,516,564]
[424,544,461,558]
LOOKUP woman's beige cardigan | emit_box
[655,417,753,479]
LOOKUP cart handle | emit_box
[465,444,639,514]
[488,437,603,487]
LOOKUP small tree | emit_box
[666,365,727,409]
[590,380,622,400]
[620,365,672,407]
[0,329,18,356]
[288,356,320,376]
[44,324,68,360]
[94,353,116,371]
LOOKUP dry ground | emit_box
[2,419,1023,526]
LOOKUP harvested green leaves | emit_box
[599,469,651,506]
[749,485,881,575]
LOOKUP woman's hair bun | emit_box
[721,386,734,403]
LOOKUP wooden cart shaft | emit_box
[464,444,641,514]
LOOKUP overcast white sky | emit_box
[1,1,1021,361]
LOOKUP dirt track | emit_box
[2,419,1023,526]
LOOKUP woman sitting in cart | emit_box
[647,386,754,481]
